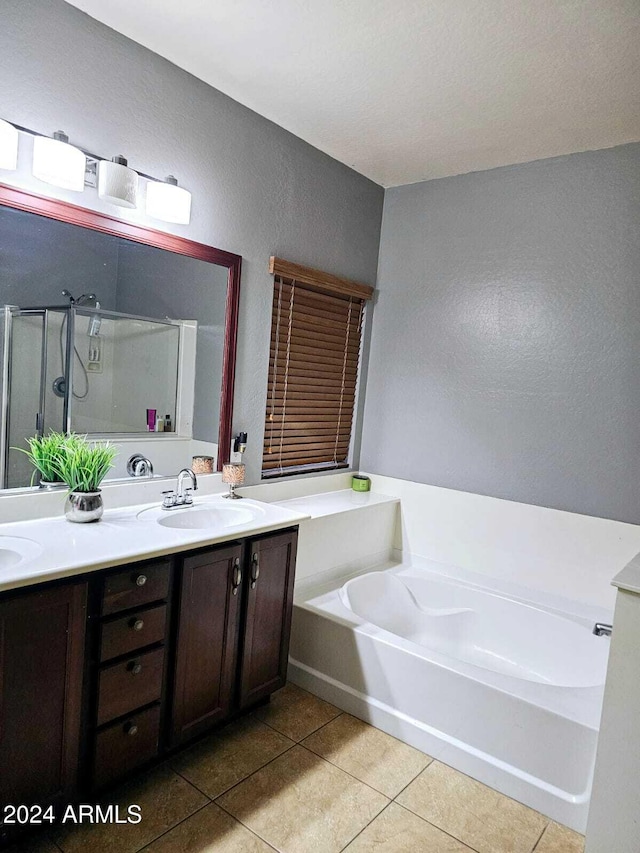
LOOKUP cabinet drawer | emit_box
[93,705,161,790]
[97,647,165,726]
[100,604,167,662]
[101,561,171,616]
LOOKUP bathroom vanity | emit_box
[0,496,304,845]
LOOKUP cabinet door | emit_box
[0,582,87,812]
[239,530,298,708]
[171,544,243,746]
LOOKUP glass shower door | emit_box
[2,308,68,488]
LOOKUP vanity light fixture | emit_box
[97,155,138,208]
[2,117,194,222]
[32,130,86,191]
[146,175,192,225]
[0,119,19,170]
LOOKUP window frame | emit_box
[262,257,374,479]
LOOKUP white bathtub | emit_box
[289,559,612,832]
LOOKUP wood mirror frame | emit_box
[0,183,241,471]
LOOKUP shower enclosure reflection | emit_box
[2,302,184,488]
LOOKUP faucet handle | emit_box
[162,489,176,508]
[183,488,194,505]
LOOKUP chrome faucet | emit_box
[593,622,612,637]
[162,468,198,510]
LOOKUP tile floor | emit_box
[12,683,585,853]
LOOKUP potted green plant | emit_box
[16,431,74,489]
[52,437,118,523]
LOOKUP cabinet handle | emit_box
[124,722,138,736]
[232,557,242,596]
[128,660,142,675]
[135,574,147,587]
[251,553,260,589]
[130,618,144,632]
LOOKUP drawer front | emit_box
[93,705,161,790]
[101,561,171,616]
[97,647,165,726]
[100,604,167,663]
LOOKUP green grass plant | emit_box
[52,438,117,492]
[15,431,79,484]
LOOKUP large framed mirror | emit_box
[0,183,241,490]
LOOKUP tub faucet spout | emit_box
[593,622,612,637]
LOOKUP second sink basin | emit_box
[0,536,43,570]
[155,503,266,530]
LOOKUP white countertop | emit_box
[612,552,640,595]
[0,494,310,593]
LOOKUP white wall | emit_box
[367,474,640,610]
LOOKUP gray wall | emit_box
[361,144,640,524]
[0,0,383,482]
[0,207,120,310]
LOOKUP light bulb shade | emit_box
[32,134,85,191]
[98,157,138,208]
[146,178,191,225]
[0,120,18,171]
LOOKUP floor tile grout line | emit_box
[207,740,298,802]
[169,766,217,802]
[298,737,426,800]
[391,755,435,801]
[42,833,65,853]
[531,821,551,853]
[257,707,343,743]
[337,800,394,852]
[294,742,397,802]
[134,800,212,852]
[297,710,346,743]
[213,798,281,852]
[211,742,395,850]
[140,798,280,853]
[395,754,553,833]
[211,738,391,807]
[178,712,430,821]
[314,708,441,754]
[390,800,484,853]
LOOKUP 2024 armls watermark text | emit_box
[3,804,142,825]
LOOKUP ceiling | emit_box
[64,0,640,187]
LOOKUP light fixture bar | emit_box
[3,119,192,223]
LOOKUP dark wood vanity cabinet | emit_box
[239,530,298,708]
[171,529,298,744]
[89,559,173,790]
[171,544,243,746]
[0,582,87,832]
[0,526,298,825]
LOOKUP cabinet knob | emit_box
[130,618,144,632]
[135,574,147,587]
[251,553,260,589]
[128,661,142,675]
[124,722,138,736]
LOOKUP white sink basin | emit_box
[153,503,266,531]
[0,537,43,570]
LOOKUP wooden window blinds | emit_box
[263,257,374,478]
